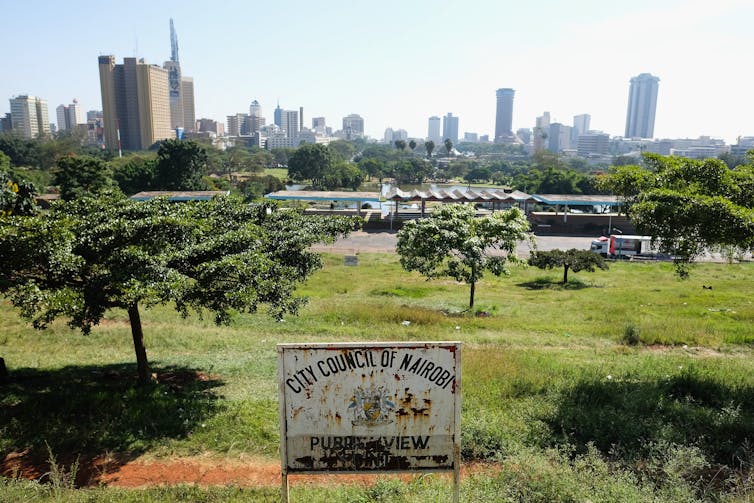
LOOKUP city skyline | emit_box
[1,0,753,143]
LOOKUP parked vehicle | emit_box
[590,235,657,259]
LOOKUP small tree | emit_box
[397,204,531,309]
[394,140,407,152]
[528,249,608,284]
[424,141,435,159]
[55,155,115,200]
[601,153,754,276]
[288,143,333,188]
[444,138,453,156]
[0,193,357,384]
[408,140,417,152]
[153,139,208,190]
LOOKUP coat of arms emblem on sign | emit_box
[348,385,396,426]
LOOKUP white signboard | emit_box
[277,342,461,474]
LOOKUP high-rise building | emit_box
[532,111,550,152]
[281,110,299,138]
[249,100,262,118]
[98,55,172,151]
[181,76,195,132]
[56,99,84,131]
[162,19,195,132]
[548,123,572,153]
[442,113,458,144]
[342,113,364,139]
[274,102,283,127]
[9,95,50,138]
[494,88,515,142]
[427,116,441,144]
[625,73,659,139]
[312,117,326,135]
[572,114,590,139]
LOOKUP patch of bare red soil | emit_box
[2,451,498,488]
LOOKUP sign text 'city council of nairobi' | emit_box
[277,342,461,473]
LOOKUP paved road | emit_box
[313,230,594,257]
[313,230,749,263]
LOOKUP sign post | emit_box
[278,341,461,502]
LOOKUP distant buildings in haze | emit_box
[625,73,659,139]
[442,112,458,144]
[56,99,83,131]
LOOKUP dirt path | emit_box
[2,451,497,488]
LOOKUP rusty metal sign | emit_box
[277,342,461,476]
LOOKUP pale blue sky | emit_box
[2,0,752,143]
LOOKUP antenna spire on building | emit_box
[170,18,179,63]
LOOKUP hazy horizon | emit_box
[2,0,752,144]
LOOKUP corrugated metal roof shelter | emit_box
[385,187,536,218]
[265,190,381,217]
[130,191,230,201]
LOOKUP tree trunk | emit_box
[128,303,151,385]
[563,265,570,284]
[0,357,7,381]
[469,280,475,310]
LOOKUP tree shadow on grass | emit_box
[546,369,754,472]
[516,277,591,290]
[0,362,224,486]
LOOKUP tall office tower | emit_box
[494,88,515,142]
[442,113,458,144]
[383,128,394,144]
[226,114,243,136]
[0,113,12,133]
[9,95,50,138]
[181,77,195,132]
[572,113,590,139]
[427,116,441,144]
[163,19,195,132]
[98,55,172,151]
[312,117,326,135]
[532,111,550,152]
[624,73,659,138]
[274,102,282,127]
[342,113,364,139]
[281,110,299,138]
[56,99,84,131]
[249,100,262,118]
[548,123,572,153]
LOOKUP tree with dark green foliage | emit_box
[328,140,356,162]
[397,204,531,309]
[111,155,156,195]
[394,140,407,152]
[287,143,334,188]
[392,157,433,184]
[601,153,754,276]
[1,168,37,217]
[358,158,387,184]
[0,133,39,167]
[153,139,209,191]
[321,162,366,190]
[424,140,435,159]
[444,138,453,156]
[408,139,417,152]
[528,249,608,284]
[54,155,115,200]
[0,192,357,384]
[239,174,285,201]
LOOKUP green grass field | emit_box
[2,255,754,501]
